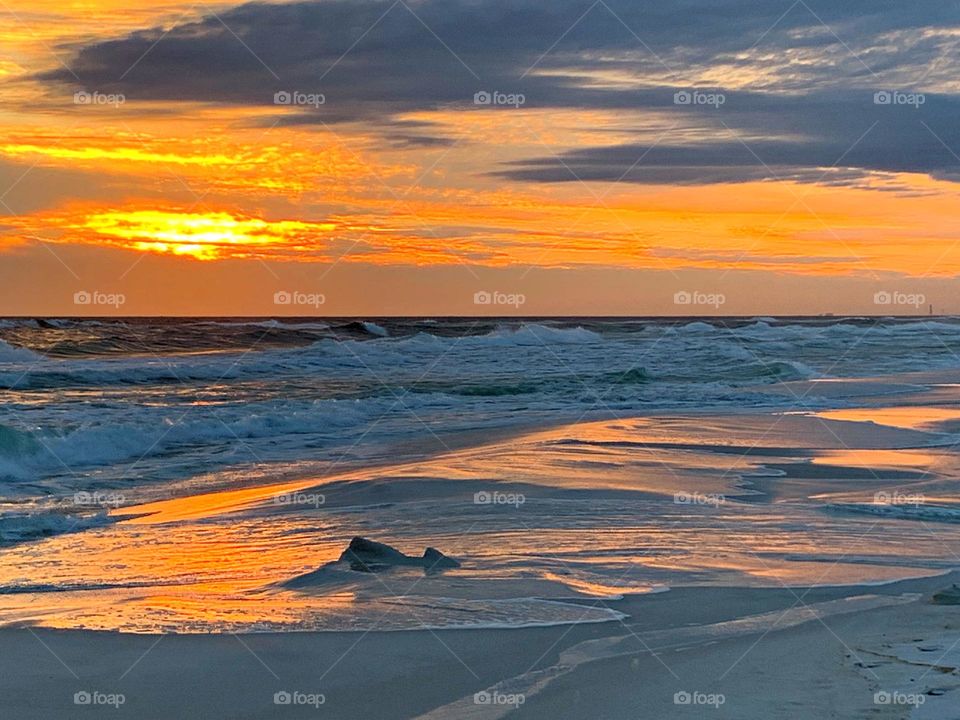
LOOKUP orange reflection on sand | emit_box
[2,415,957,632]
[816,406,960,431]
[120,476,350,525]
[0,585,360,633]
[810,448,940,469]
[539,572,664,598]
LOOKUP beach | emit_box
[5,0,960,712]
[3,574,958,719]
[3,318,960,717]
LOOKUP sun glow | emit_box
[79,210,336,260]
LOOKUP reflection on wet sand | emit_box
[1,412,959,632]
[816,405,960,431]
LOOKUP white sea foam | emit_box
[825,502,960,524]
[361,321,389,337]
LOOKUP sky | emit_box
[0,0,958,315]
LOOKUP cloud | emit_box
[498,91,960,185]
[38,0,960,184]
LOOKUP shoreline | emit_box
[6,372,960,716]
[6,403,960,635]
[4,573,958,719]
[106,361,960,527]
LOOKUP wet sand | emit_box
[6,377,960,717]
[3,572,958,719]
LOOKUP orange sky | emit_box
[1,0,959,315]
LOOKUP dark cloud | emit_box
[273,115,458,147]
[39,0,960,183]
[381,132,457,148]
[499,92,960,185]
